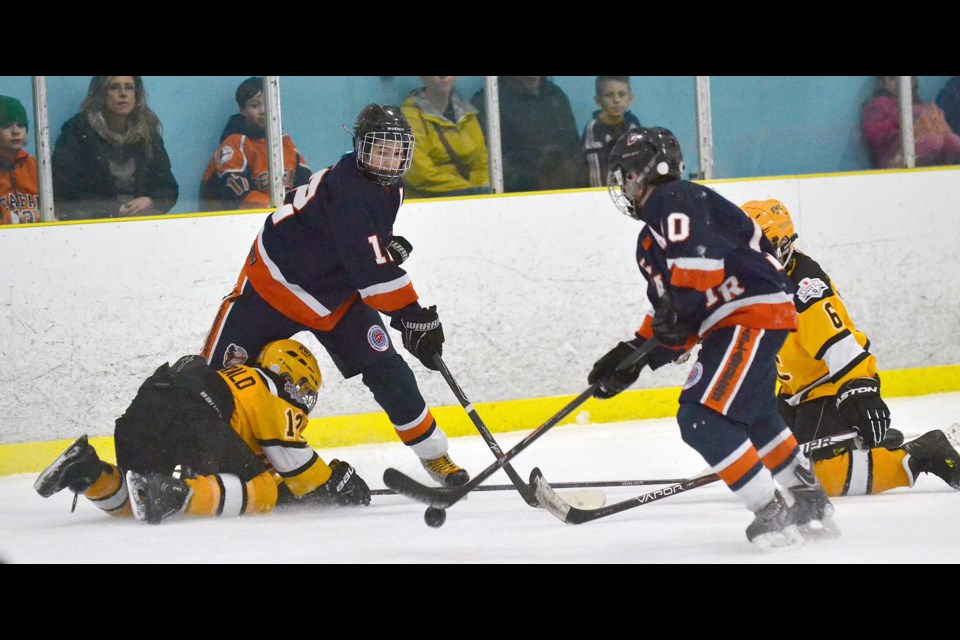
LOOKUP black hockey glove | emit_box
[588,339,649,400]
[386,235,412,265]
[391,305,444,371]
[277,460,371,508]
[652,292,694,347]
[835,378,891,447]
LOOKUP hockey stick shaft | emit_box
[433,353,540,507]
[368,476,692,497]
[534,429,860,524]
[382,338,660,509]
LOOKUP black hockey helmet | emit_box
[352,103,415,186]
[607,127,685,219]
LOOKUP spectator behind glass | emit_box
[199,77,312,211]
[471,76,587,193]
[400,76,491,198]
[52,76,178,221]
[582,76,642,187]
[862,75,960,169]
[0,95,40,224]
[935,76,960,137]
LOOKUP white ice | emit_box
[3,392,959,564]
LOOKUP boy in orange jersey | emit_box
[199,77,311,211]
[741,199,960,497]
[0,95,40,224]
[35,339,370,524]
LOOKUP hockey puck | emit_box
[424,506,446,528]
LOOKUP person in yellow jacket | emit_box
[742,199,960,496]
[34,339,371,524]
[199,77,312,211]
[0,95,40,224]
[401,76,491,198]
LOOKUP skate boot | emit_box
[789,464,841,539]
[746,490,804,551]
[421,453,470,487]
[34,435,103,499]
[127,471,192,524]
[902,424,960,489]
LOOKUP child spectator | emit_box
[472,76,587,193]
[582,76,642,187]
[51,76,179,221]
[199,77,312,211]
[862,76,960,169]
[400,76,491,198]
[0,95,40,224]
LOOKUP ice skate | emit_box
[902,424,960,489]
[746,490,805,551]
[789,464,841,539]
[127,470,192,524]
[421,453,469,487]
[34,435,103,498]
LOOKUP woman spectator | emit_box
[400,76,491,198]
[52,76,179,220]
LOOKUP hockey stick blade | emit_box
[532,467,719,524]
[383,338,660,512]
[532,429,860,525]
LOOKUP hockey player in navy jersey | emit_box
[587,127,836,549]
[201,104,469,487]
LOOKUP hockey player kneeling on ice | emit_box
[34,339,371,525]
[591,127,836,550]
[741,199,960,496]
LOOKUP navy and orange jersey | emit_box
[217,363,332,496]
[199,114,311,211]
[776,251,877,405]
[243,152,419,331]
[0,150,40,224]
[633,180,798,353]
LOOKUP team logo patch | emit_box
[796,277,828,303]
[223,343,248,367]
[216,145,234,167]
[367,325,389,351]
[683,362,703,390]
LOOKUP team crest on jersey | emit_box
[683,362,703,390]
[796,277,828,303]
[223,343,249,367]
[217,145,235,167]
[367,325,389,351]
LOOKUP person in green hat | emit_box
[0,95,40,224]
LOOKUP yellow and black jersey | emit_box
[777,251,878,405]
[217,364,332,496]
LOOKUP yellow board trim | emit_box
[4,364,959,477]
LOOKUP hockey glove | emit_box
[588,339,649,399]
[652,292,694,347]
[386,235,412,265]
[392,305,444,371]
[284,459,371,507]
[835,378,891,447]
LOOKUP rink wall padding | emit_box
[2,167,960,476]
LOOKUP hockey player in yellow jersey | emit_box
[34,339,371,524]
[741,199,960,496]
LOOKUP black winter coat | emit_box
[52,113,179,220]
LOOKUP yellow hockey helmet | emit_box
[255,339,322,412]
[741,199,798,266]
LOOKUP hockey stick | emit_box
[382,338,660,511]
[367,476,693,497]
[533,429,860,525]
[432,353,541,508]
